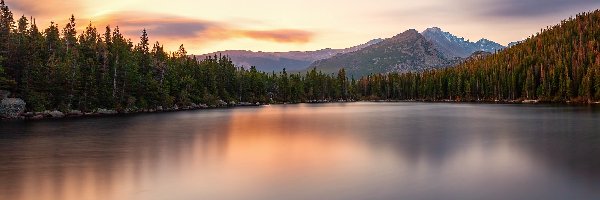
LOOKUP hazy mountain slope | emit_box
[199,39,383,72]
[308,29,452,77]
[421,27,505,58]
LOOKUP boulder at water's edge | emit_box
[0,98,26,119]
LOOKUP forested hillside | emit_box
[355,10,600,103]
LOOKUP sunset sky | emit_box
[6,0,600,54]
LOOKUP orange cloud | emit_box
[84,12,313,44]
[87,12,219,38]
[2,0,315,53]
[66,11,314,53]
[236,29,313,43]
[6,0,83,17]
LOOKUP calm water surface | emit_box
[1,103,600,200]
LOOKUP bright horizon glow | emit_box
[6,0,600,54]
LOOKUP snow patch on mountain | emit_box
[422,27,505,58]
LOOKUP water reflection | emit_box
[1,103,600,200]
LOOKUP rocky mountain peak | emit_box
[422,27,505,58]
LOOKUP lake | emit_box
[1,102,600,200]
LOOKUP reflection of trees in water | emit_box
[364,105,600,185]
[0,110,234,200]
[523,113,600,183]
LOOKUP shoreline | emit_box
[1,102,264,122]
[2,99,599,122]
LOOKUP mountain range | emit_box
[202,27,509,77]
[309,29,453,77]
[198,39,383,72]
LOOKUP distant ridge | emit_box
[198,39,383,72]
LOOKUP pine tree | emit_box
[63,15,77,53]
[8,15,29,92]
[138,29,151,73]
[61,16,81,110]
[0,0,13,87]
[0,0,13,55]
[77,23,100,110]
[24,18,49,111]
[337,68,347,99]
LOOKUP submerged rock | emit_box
[0,98,26,119]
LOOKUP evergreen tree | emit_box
[0,0,13,55]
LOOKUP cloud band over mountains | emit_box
[6,0,314,47]
[79,12,315,46]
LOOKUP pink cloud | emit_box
[236,29,313,43]
[84,12,313,45]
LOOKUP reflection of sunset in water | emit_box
[2,103,600,200]
[223,106,367,171]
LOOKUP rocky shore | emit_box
[3,88,597,121]
[1,91,262,121]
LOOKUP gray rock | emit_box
[97,108,117,115]
[49,110,65,118]
[23,112,34,117]
[0,98,26,119]
[68,110,83,116]
[31,115,44,120]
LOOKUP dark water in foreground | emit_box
[1,103,600,200]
